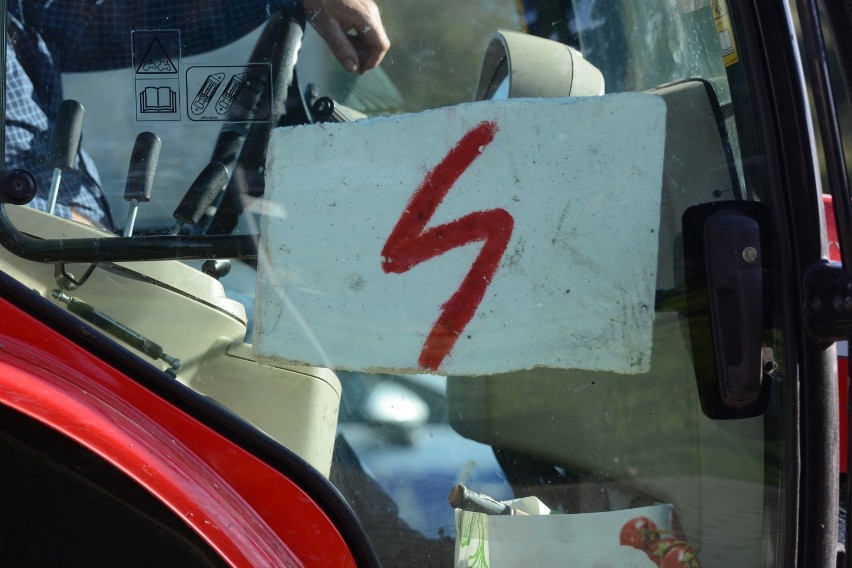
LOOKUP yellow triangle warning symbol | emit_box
[137,38,177,74]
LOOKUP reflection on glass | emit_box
[1,1,787,566]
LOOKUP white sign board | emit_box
[255,96,666,375]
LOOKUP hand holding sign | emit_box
[256,96,666,376]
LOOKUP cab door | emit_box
[801,0,852,566]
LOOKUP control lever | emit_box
[47,100,85,215]
[211,128,246,166]
[169,161,230,235]
[122,132,161,237]
[197,129,246,235]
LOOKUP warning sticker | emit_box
[133,30,179,74]
[132,30,181,121]
[185,65,272,122]
[137,38,177,73]
[710,0,739,67]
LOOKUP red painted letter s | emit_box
[381,121,514,371]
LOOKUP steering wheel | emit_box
[206,10,309,237]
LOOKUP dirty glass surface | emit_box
[1,0,790,566]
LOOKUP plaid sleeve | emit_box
[18,0,304,72]
[5,17,111,227]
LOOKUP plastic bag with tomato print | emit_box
[453,499,698,568]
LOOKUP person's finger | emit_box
[304,0,390,73]
[350,20,389,71]
[313,16,361,72]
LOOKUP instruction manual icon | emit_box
[139,86,177,113]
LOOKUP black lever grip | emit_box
[211,128,246,165]
[123,132,161,202]
[173,161,230,226]
[49,100,85,170]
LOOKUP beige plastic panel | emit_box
[474,30,605,100]
[1,206,247,376]
[187,341,341,476]
[447,81,765,566]
[0,206,341,476]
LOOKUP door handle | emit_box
[683,202,769,419]
[704,211,763,404]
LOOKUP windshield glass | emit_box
[2,0,788,566]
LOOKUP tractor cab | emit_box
[0,1,848,566]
